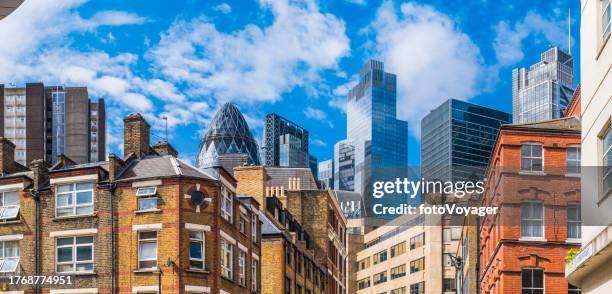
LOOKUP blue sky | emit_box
[0,0,580,166]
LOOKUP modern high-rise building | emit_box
[0,83,106,166]
[334,139,356,192]
[197,103,261,174]
[318,159,334,189]
[335,60,409,217]
[421,98,511,183]
[263,113,309,167]
[512,47,575,123]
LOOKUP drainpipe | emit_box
[33,190,40,294]
[109,183,117,294]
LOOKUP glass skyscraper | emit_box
[262,113,309,167]
[512,47,575,123]
[197,103,261,174]
[335,60,409,217]
[421,99,511,183]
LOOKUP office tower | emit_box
[197,103,261,174]
[318,159,334,189]
[308,154,318,181]
[421,99,511,183]
[0,83,105,166]
[512,47,575,123]
[89,99,106,161]
[336,60,408,216]
[334,139,356,191]
[263,113,309,167]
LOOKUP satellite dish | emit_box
[191,191,206,206]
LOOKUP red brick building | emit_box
[479,117,582,294]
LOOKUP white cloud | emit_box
[213,3,232,14]
[328,97,346,112]
[344,0,367,5]
[147,0,350,105]
[311,138,327,147]
[369,1,484,134]
[304,106,327,120]
[493,11,570,66]
[84,10,148,29]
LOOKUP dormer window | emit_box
[56,183,94,217]
[0,191,19,221]
[136,187,158,211]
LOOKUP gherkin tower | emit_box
[196,103,261,171]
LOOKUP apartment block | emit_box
[0,113,261,293]
[0,83,106,166]
[565,0,612,292]
[234,165,348,294]
[354,214,442,294]
[480,117,582,294]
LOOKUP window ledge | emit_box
[185,268,210,274]
[565,173,581,178]
[221,275,235,283]
[0,220,21,225]
[134,268,160,274]
[518,237,547,242]
[58,271,96,276]
[518,171,546,176]
[53,213,97,221]
[566,238,582,244]
[135,209,162,214]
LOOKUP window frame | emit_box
[0,190,20,221]
[55,182,95,217]
[188,230,205,270]
[521,268,544,294]
[251,213,258,243]
[136,186,158,212]
[566,202,582,240]
[251,258,259,292]
[520,143,544,173]
[138,231,158,270]
[220,187,233,223]
[566,145,581,175]
[55,236,94,273]
[602,125,612,197]
[520,201,545,240]
[0,240,19,273]
[603,0,611,41]
[221,238,233,279]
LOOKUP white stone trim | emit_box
[132,179,162,188]
[239,205,247,215]
[219,230,236,245]
[237,242,248,252]
[185,285,211,293]
[252,253,259,260]
[50,289,98,294]
[0,234,23,241]
[50,229,97,237]
[185,223,211,231]
[50,174,98,185]
[0,183,24,192]
[219,290,230,294]
[132,286,159,293]
[170,157,182,176]
[219,176,235,193]
[132,223,162,231]
[0,291,24,294]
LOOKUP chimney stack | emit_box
[29,159,50,191]
[123,113,151,158]
[152,141,178,157]
[0,138,16,174]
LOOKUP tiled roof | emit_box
[118,155,215,181]
[260,212,283,235]
[51,161,109,172]
[502,116,581,132]
[264,167,318,190]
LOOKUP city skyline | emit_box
[0,0,580,166]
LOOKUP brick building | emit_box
[479,117,582,294]
[0,113,261,294]
[234,166,348,294]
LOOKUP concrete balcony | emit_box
[566,225,612,287]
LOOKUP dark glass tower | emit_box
[197,103,261,173]
[421,99,511,183]
[336,60,409,218]
[262,113,309,167]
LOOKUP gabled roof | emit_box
[260,212,283,236]
[501,116,581,133]
[117,155,215,182]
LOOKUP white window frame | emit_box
[251,259,258,292]
[0,240,19,272]
[521,268,544,293]
[188,231,205,270]
[138,231,158,270]
[566,145,581,175]
[521,201,545,239]
[136,186,158,211]
[221,238,233,279]
[521,143,544,173]
[55,182,94,217]
[55,236,94,273]
[603,0,611,40]
[220,187,233,223]
[567,202,582,240]
[0,191,20,220]
[239,214,246,234]
[251,213,258,243]
[238,249,246,286]
[603,126,612,196]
